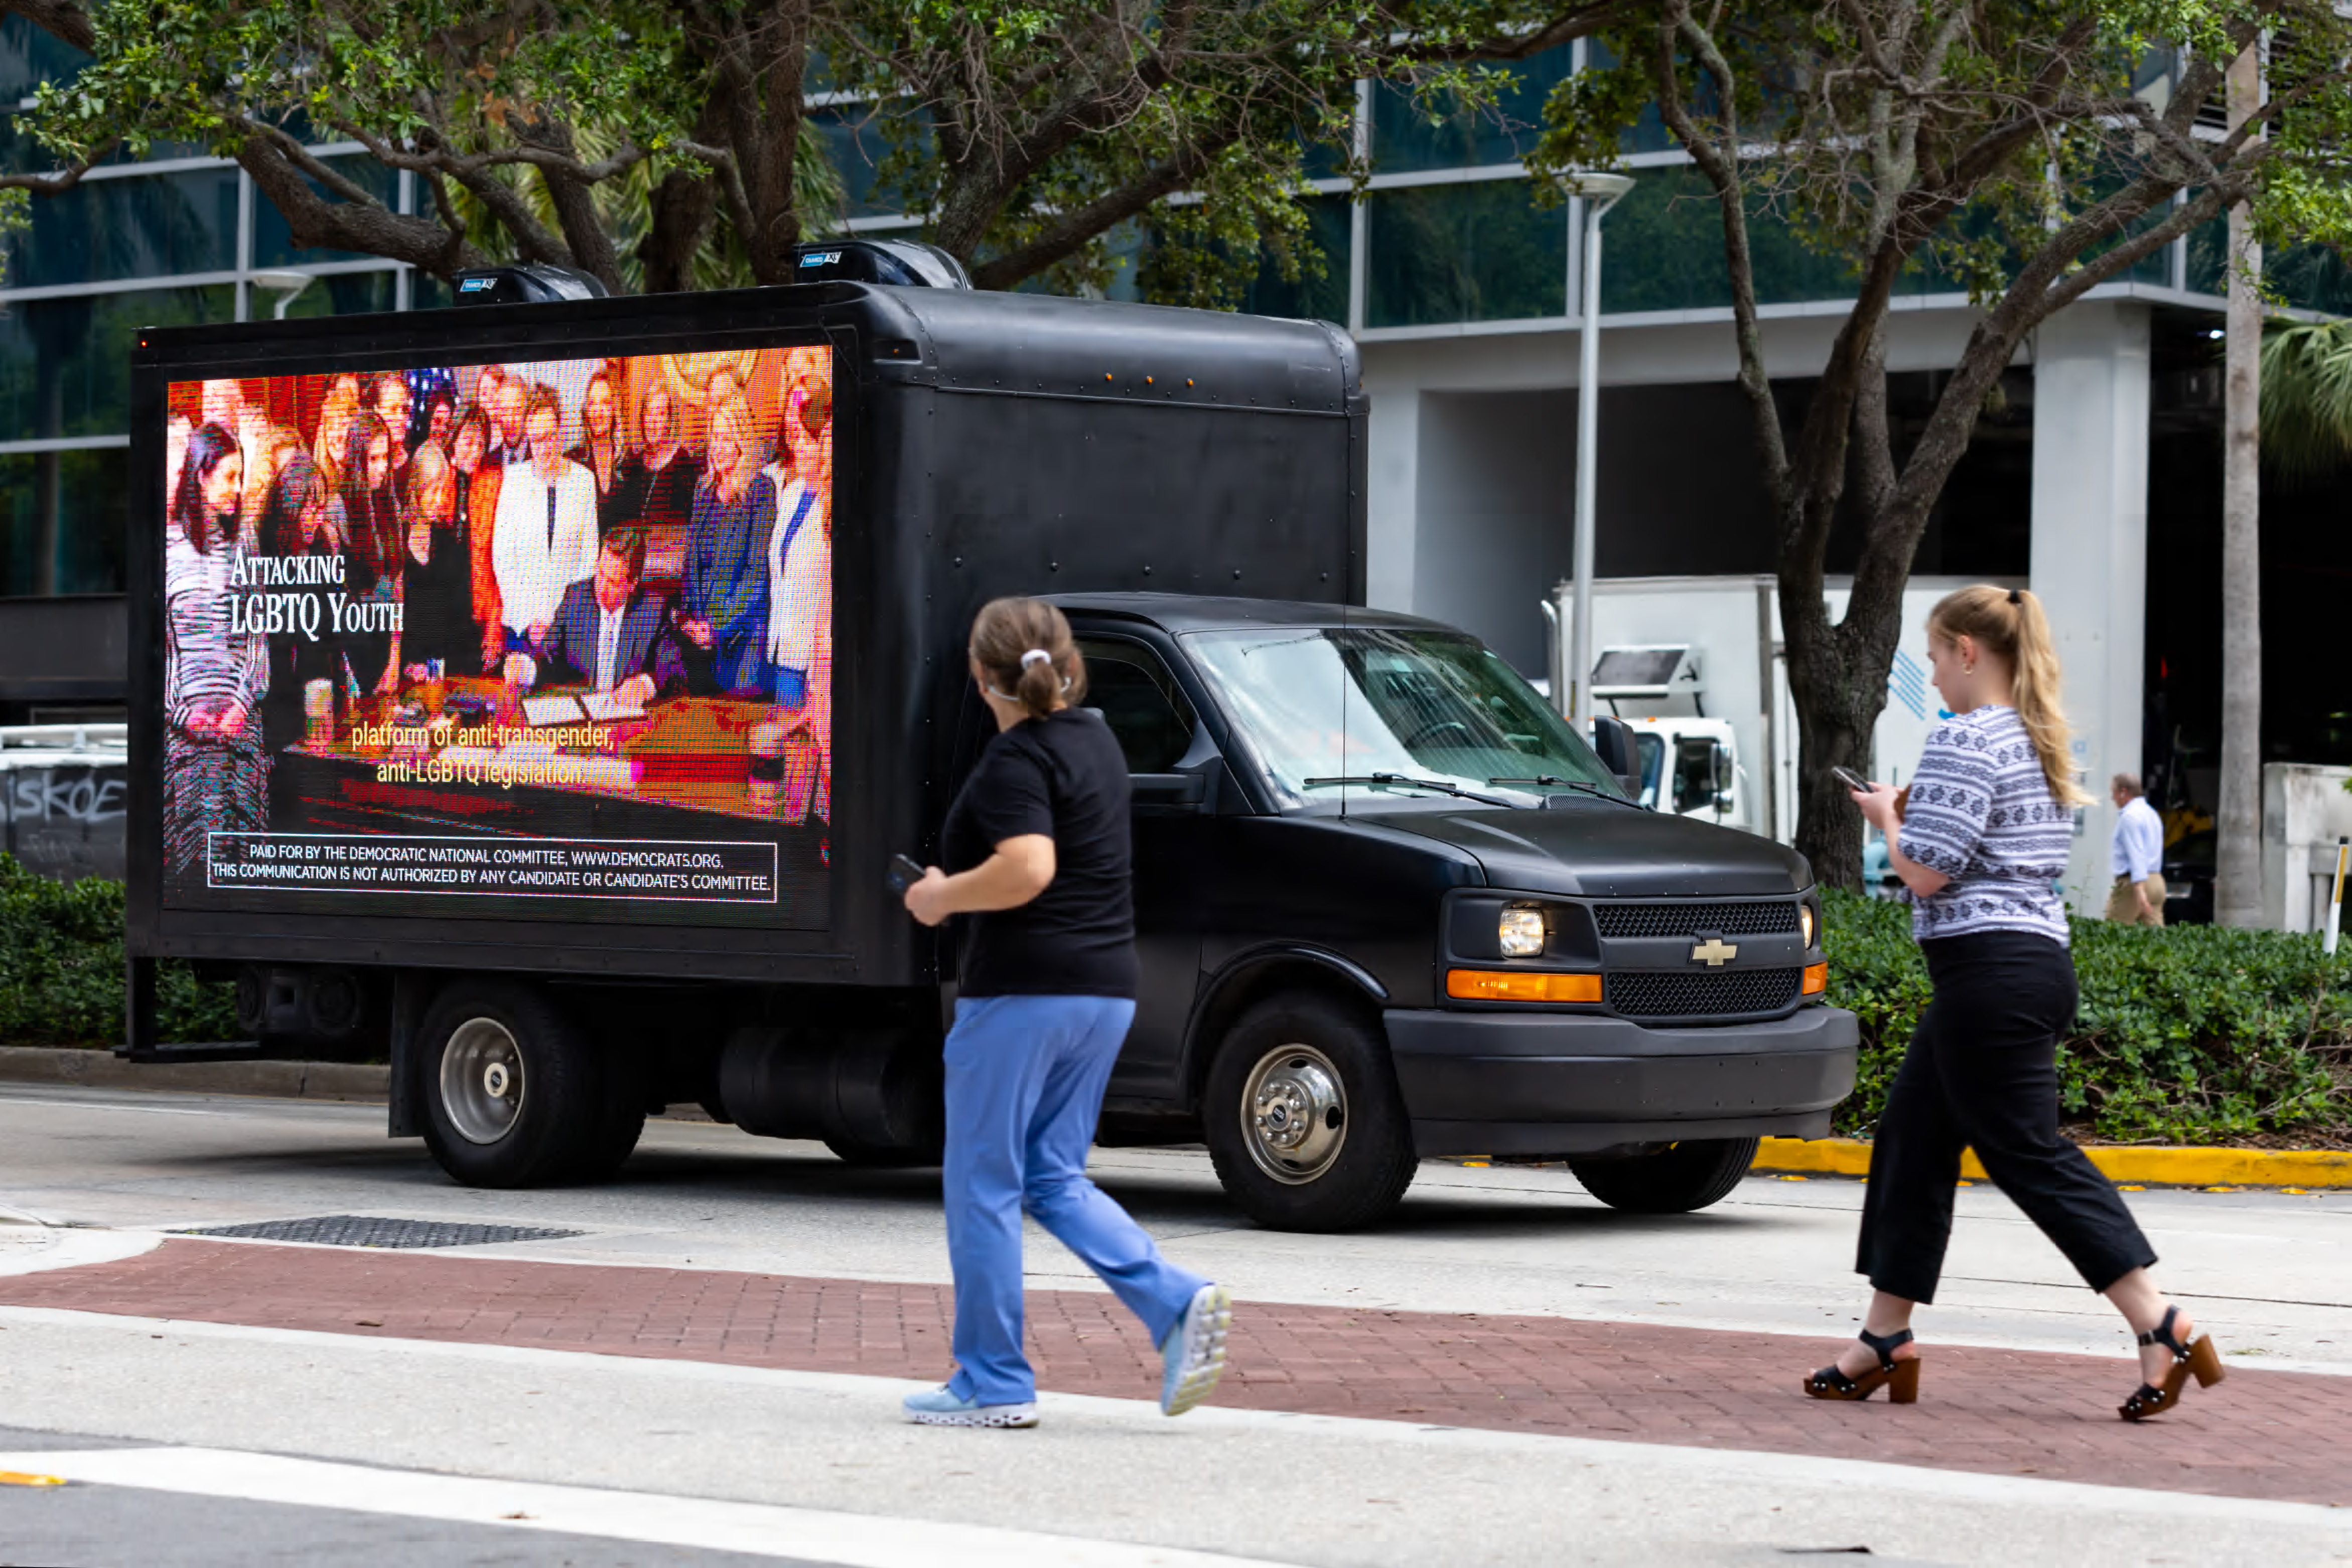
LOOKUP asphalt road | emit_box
[0,1084,2345,1567]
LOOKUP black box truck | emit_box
[126,258,1856,1230]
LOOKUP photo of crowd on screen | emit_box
[159,347,836,870]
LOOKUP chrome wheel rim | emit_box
[441,1018,525,1145]
[1239,1043,1347,1185]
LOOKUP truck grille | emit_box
[1607,967,1800,1018]
[1594,900,1801,939]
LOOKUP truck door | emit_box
[1075,635,1208,1101]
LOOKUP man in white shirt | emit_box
[491,387,600,652]
[2105,772,2167,926]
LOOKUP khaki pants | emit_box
[2106,873,2166,926]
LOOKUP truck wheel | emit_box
[1570,1137,1759,1214]
[419,982,606,1188]
[572,1056,647,1182]
[1203,994,1418,1233]
[823,1135,943,1168]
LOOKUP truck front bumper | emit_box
[1385,1005,1860,1157]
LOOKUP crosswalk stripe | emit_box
[0,1447,1292,1568]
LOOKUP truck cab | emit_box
[1037,596,1856,1230]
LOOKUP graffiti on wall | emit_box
[3,764,129,881]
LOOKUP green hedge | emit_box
[5,855,2348,1144]
[0,856,237,1047]
[1825,888,2352,1146]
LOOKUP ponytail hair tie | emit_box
[2007,588,2022,606]
[1020,648,1051,669]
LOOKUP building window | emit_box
[1366,180,1567,327]
[1369,47,1573,174]
[0,447,127,595]
[1240,194,1351,322]
[0,284,236,441]
[3,168,241,289]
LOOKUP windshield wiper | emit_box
[1301,773,1515,808]
[1489,775,1645,810]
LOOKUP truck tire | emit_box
[1203,994,1418,1233]
[572,1054,648,1182]
[1569,1137,1759,1214]
[419,981,609,1188]
[823,1135,943,1168]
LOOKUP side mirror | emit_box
[1589,716,1641,799]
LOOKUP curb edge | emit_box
[1754,1136,2352,1189]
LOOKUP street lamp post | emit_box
[1559,172,1634,737]
[249,269,316,321]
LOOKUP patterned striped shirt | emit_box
[1896,705,2072,945]
[164,527,267,732]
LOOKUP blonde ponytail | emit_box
[1926,584,2090,808]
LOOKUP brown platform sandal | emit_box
[2119,1305,2225,1421]
[1803,1326,1920,1404]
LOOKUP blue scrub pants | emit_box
[942,993,1209,1406]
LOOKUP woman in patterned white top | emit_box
[1803,586,2225,1422]
[164,423,268,881]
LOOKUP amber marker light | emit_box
[1802,961,1828,995]
[1447,969,1601,1004]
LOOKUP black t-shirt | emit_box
[941,707,1138,999]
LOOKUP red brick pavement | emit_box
[0,1239,2338,1506]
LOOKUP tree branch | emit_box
[0,0,92,53]
[516,115,626,291]
[967,127,1240,289]
[1652,0,1789,508]
[0,142,111,194]
[235,123,482,277]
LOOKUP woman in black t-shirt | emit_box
[898,597,1231,1431]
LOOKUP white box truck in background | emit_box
[1542,576,2025,868]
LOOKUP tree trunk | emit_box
[2217,43,2264,927]
[1781,579,1887,893]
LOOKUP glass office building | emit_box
[3,22,2344,851]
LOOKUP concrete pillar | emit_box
[2029,300,2151,915]
[1364,382,1420,614]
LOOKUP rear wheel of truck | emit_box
[1569,1137,1759,1214]
[1203,994,1418,1233]
[419,981,615,1188]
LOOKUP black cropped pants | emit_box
[1856,929,2156,1304]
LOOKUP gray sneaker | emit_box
[1158,1282,1232,1416]
[901,1384,1039,1428]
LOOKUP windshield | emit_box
[1183,626,1623,810]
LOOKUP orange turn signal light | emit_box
[1447,968,1602,1004]
[1802,961,1828,995]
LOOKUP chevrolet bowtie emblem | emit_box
[1690,937,1739,966]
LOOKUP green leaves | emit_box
[0,858,237,1048]
[1824,888,2351,1146]
[2262,320,2352,480]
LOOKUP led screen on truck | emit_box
[157,344,834,930]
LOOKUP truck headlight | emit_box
[1800,901,1817,949]
[1499,905,1547,957]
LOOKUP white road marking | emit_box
[0,1096,265,1118]
[1,1303,2347,1537]
[0,1228,161,1277]
[0,1445,1291,1567]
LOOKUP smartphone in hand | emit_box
[1830,766,1872,795]
[885,853,927,895]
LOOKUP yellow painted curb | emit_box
[1753,1138,2352,1189]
